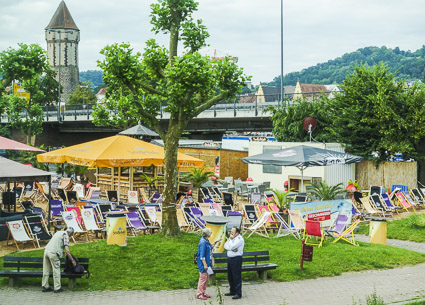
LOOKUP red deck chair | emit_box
[303,220,324,247]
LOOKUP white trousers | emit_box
[42,250,62,290]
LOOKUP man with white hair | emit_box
[42,227,76,293]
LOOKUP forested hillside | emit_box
[79,70,103,87]
[265,46,425,86]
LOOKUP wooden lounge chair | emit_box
[274,212,301,239]
[126,211,149,236]
[81,208,104,239]
[61,211,88,242]
[288,210,305,233]
[332,219,361,246]
[6,220,37,250]
[244,211,271,238]
[128,190,140,204]
[395,192,415,212]
[24,215,52,248]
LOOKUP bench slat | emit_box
[213,263,278,273]
[213,251,269,258]
[4,256,89,263]
[0,270,87,278]
[214,256,270,264]
[4,263,89,269]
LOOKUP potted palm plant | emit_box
[183,166,215,202]
[310,181,345,200]
[141,173,163,197]
[271,188,294,223]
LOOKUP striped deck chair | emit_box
[332,219,361,246]
[303,220,324,247]
[244,211,271,238]
[395,192,415,212]
[6,220,37,250]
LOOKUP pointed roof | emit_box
[45,1,79,30]
[119,125,159,137]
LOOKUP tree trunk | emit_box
[161,127,181,236]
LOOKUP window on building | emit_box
[262,146,282,174]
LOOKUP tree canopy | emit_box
[67,82,97,105]
[265,46,425,86]
[0,43,58,144]
[325,63,425,162]
[92,0,248,235]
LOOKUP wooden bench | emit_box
[210,250,278,284]
[0,256,89,289]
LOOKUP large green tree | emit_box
[0,43,58,144]
[326,63,425,162]
[92,0,248,236]
[67,82,97,105]
[267,98,333,142]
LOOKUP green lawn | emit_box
[358,213,425,243]
[1,232,425,291]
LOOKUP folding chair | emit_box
[24,215,52,247]
[359,197,384,216]
[369,186,382,195]
[257,205,278,228]
[221,205,233,217]
[73,184,85,199]
[274,212,301,239]
[150,192,163,204]
[294,195,307,202]
[222,192,236,206]
[250,192,261,205]
[303,220,324,248]
[106,190,118,203]
[370,194,392,217]
[212,203,224,216]
[61,211,88,242]
[380,193,401,214]
[244,211,271,238]
[226,211,243,232]
[288,210,305,233]
[395,192,415,212]
[190,207,206,227]
[332,219,361,246]
[176,208,191,232]
[325,214,349,238]
[128,190,140,204]
[243,204,258,225]
[403,191,420,209]
[86,187,101,200]
[126,211,149,235]
[139,188,150,203]
[59,177,73,190]
[81,208,104,239]
[57,188,67,202]
[66,206,83,225]
[145,206,162,228]
[411,189,424,205]
[6,220,36,250]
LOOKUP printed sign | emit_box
[106,216,127,246]
[290,199,352,227]
[206,223,226,253]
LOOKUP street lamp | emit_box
[280,0,284,109]
[80,84,88,107]
[47,29,73,123]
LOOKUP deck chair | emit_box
[190,207,206,226]
[250,192,261,205]
[223,192,235,206]
[57,188,67,202]
[128,190,140,204]
[61,211,88,242]
[403,191,420,209]
[66,206,83,225]
[332,219,361,246]
[274,212,301,239]
[81,208,104,239]
[395,192,415,212]
[380,193,401,214]
[411,189,424,205]
[66,191,79,204]
[176,208,190,231]
[145,206,162,228]
[24,215,52,247]
[370,194,392,217]
[211,187,223,202]
[294,195,307,202]
[150,192,163,204]
[325,214,349,238]
[212,203,224,216]
[139,188,150,203]
[73,184,85,199]
[200,207,211,216]
[221,205,233,217]
[86,187,101,200]
[369,186,382,195]
[107,190,118,203]
[257,205,278,227]
[244,211,271,238]
[303,220,324,247]
[243,204,258,225]
[49,200,64,219]
[288,210,305,233]
[183,207,204,231]
[359,197,383,216]
[6,220,36,250]
[59,177,73,190]
[351,203,367,221]
[126,211,149,235]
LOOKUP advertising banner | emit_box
[206,222,226,253]
[106,216,127,246]
[289,199,352,227]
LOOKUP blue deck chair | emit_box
[126,211,149,235]
[325,214,349,238]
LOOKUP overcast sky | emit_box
[1,0,424,84]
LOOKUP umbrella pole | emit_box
[129,167,134,191]
[118,166,121,203]
[301,167,304,193]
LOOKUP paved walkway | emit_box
[2,236,425,305]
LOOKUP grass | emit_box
[358,213,425,243]
[1,232,425,291]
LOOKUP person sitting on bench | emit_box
[42,227,76,293]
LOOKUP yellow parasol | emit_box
[37,135,204,168]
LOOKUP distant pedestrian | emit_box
[224,226,244,299]
[42,227,76,293]
[196,227,221,300]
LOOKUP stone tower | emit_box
[45,1,80,105]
